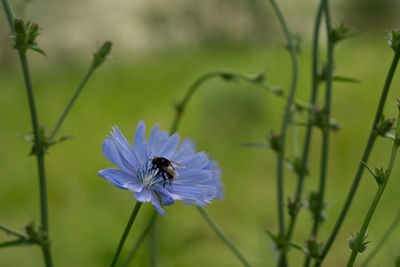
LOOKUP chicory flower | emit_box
[98,121,223,216]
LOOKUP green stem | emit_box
[120,211,157,267]
[311,0,333,239]
[346,111,400,267]
[150,215,158,267]
[1,1,53,265]
[360,210,400,267]
[269,0,298,266]
[18,47,53,267]
[286,1,325,251]
[197,207,252,267]
[1,0,14,28]
[109,201,142,267]
[0,224,26,239]
[49,65,95,140]
[0,239,29,248]
[315,45,400,267]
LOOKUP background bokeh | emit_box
[1,0,400,266]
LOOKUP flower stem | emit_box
[285,0,325,250]
[1,2,53,265]
[18,44,53,267]
[311,0,333,240]
[120,211,157,267]
[0,224,26,239]
[346,110,400,266]
[315,45,400,267]
[268,0,298,265]
[0,239,29,248]
[49,65,96,140]
[109,201,142,267]
[150,215,158,267]
[197,207,252,267]
[360,209,400,267]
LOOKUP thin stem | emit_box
[121,211,157,267]
[286,0,325,250]
[170,70,307,134]
[1,1,53,265]
[0,239,28,248]
[150,216,158,267]
[197,207,252,267]
[269,1,298,266]
[360,210,400,267]
[18,47,53,267]
[346,111,400,267]
[315,46,400,267]
[269,0,298,235]
[0,224,26,239]
[1,0,14,28]
[311,0,333,239]
[49,65,95,140]
[109,201,142,267]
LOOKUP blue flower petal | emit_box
[111,126,139,167]
[150,191,167,216]
[168,185,212,206]
[148,124,169,155]
[133,120,148,165]
[173,169,214,185]
[171,139,196,162]
[153,186,176,206]
[158,133,180,159]
[180,152,209,169]
[102,136,123,168]
[98,168,142,191]
[134,188,152,202]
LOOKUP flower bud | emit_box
[330,23,353,45]
[92,41,113,68]
[287,197,301,217]
[348,232,369,253]
[376,116,395,137]
[268,131,281,153]
[13,17,26,48]
[304,237,322,259]
[389,29,400,51]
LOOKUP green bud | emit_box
[92,41,113,68]
[389,29,400,51]
[330,23,354,45]
[268,131,281,153]
[376,116,395,137]
[287,197,301,217]
[373,167,386,185]
[288,157,309,176]
[304,237,322,259]
[252,72,265,84]
[348,232,369,253]
[13,17,27,48]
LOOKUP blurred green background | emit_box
[1,0,400,266]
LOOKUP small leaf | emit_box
[332,76,361,84]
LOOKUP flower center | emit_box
[137,159,164,188]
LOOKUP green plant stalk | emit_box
[346,112,400,266]
[197,207,251,267]
[268,0,298,266]
[1,1,53,265]
[19,49,53,267]
[170,70,308,133]
[121,211,157,267]
[1,0,14,28]
[151,215,158,267]
[0,224,26,239]
[312,0,333,239]
[110,201,142,267]
[315,46,400,267]
[0,239,29,248]
[49,65,96,140]
[285,0,325,247]
[360,210,400,267]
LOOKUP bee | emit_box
[151,157,185,187]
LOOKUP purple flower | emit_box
[98,121,223,216]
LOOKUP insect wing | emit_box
[170,161,185,169]
[162,165,179,179]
